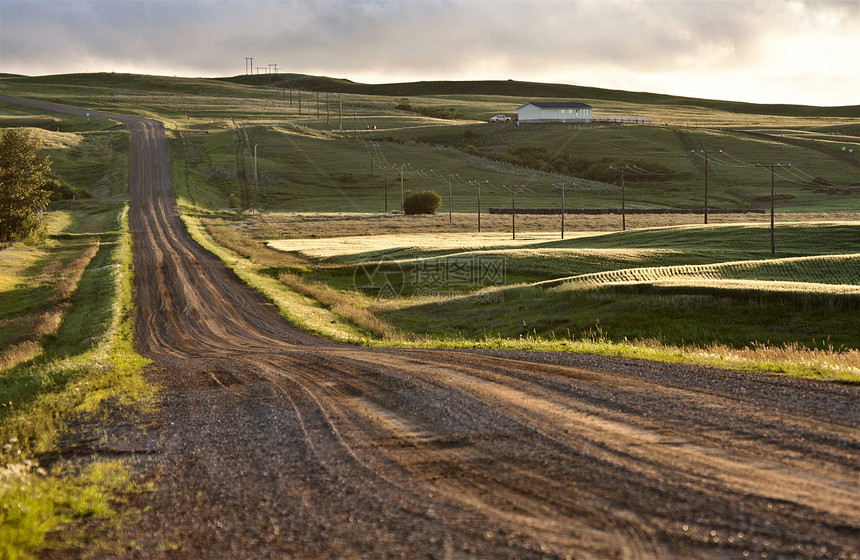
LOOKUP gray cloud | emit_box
[1,0,858,104]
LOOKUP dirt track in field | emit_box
[4,97,859,559]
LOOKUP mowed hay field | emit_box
[223,212,860,379]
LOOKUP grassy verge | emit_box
[377,334,860,383]
[179,214,372,342]
[0,201,154,558]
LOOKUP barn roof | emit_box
[517,101,593,110]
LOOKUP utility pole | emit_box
[448,175,453,224]
[253,144,258,212]
[557,183,570,239]
[469,181,484,232]
[511,187,516,239]
[699,150,722,224]
[477,183,481,232]
[502,184,523,240]
[756,163,790,255]
[610,166,628,231]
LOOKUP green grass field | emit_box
[191,209,859,381]
[258,220,860,351]
[3,72,859,216]
[2,72,859,382]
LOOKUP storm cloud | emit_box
[1,0,858,105]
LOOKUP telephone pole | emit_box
[469,180,484,232]
[512,187,516,239]
[502,184,524,240]
[448,175,453,224]
[756,163,790,255]
[610,166,628,231]
[556,183,571,239]
[699,150,722,224]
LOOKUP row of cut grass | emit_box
[550,253,860,290]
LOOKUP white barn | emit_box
[517,101,593,124]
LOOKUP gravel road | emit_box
[4,97,858,559]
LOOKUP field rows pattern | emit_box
[554,253,860,293]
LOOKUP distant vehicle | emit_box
[489,114,511,123]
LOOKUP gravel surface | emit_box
[5,96,859,559]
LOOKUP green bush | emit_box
[0,129,51,243]
[403,190,442,215]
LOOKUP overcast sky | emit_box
[1,0,858,106]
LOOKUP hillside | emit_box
[2,72,859,216]
[219,73,860,118]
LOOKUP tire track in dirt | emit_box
[3,96,857,559]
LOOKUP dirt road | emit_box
[5,97,859,558]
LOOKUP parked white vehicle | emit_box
[489,114,511,123]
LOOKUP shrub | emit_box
[403,190,442,215]
[0,129,51,243]
[394,99,463,120]
[333,173,359,184]
[43,177,92,201]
